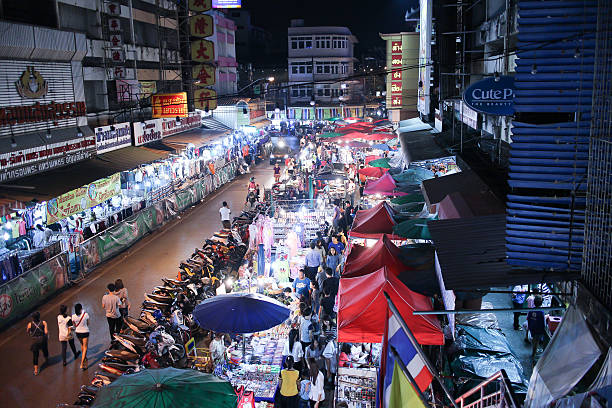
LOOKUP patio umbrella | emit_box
[348,141,370,149]
[193,293,290,334]
[92,368,237,408]
[372,143,391,151]
[369,158,391,168]
[393,218,432,240]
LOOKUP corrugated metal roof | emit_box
[429,214,579,290]
[162,128,229,149]
[0,146,169,202]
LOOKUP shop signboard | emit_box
[462,75,514,116]
[418,0,433,115]
[46,173,121,224]
[95,217,143,262]
[161,113,203,138]
[95,122,131,154]
[138,81,157,99]
[191,39,215,63]
[213,0,241,7]
[151,92,188,118]
[189,0,212,12]
[0,150,93,183]
[190,14,214,38]
[134,118,163,146]
[194,88,218,111]
[193,65,216,86]
[107,67,135,80]
[0,254,68,330]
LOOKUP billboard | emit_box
[151,92,188,118]
[95,122,132,154]
[212,0,241,8]
[418,0,432,116]
[462,76,514,116]
[134,119,163,146]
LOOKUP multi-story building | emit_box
[206,10,238,98]
[287,20,361,106]
[226,9,272,66]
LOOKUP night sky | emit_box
[242,0,418,62]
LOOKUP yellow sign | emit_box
[191,39,215,63]
[139,81,157,99]
[194,88,217,111]
[46,173,121,224]
[193,65,216,86]
[151,92,188,118]
[190,14,214,38]
[188,0,212,12]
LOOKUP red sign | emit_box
[391,96,402,107]
[110,34,123,48]
[391,70,402,81]
[391,41,402,53]
[391,55,402,67]
[391,81,402,94]
[0,135,95,171]
[108,18,121,32]
[151,92,188,118]
[0,101,86,127]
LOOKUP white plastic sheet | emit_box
[524,305,602,408]
[590,347,612,391]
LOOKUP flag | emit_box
[378,307,433,407]
[389,361,427,408]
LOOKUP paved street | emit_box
[0,163,274,407]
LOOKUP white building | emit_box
[287,20,360,105]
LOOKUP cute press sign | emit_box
[463,75,514,116]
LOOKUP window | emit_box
[290,36,313,49]
[317,89,323,96]
[324,88,331,96]
[332,36,347,48]
[292,89,299,97]
[315,36,332,48]
[290,61,313,75]
[291,84,312,98]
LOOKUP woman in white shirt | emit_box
[308,360,325,407]
[72,303,89,370]
[283,329,304,373]
[58,305,79,366]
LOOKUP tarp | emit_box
[365,155,382,165]
[369,158,391,168]
[392,168,435,184]
[363,173,408,196]
[348,141,370,149]
[372,143,392,151]
[524,305,602,408]
[349,201,402,239]
[318,132,342,138]
[437,191,505,220]
[343,235,408,278]
[391,193,425,205]
[393,218,432,240]
[337,266,443,345]
[358,166,388,179]
[397,117,432,133]
[360,133,396,141]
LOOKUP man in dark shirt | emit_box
[320,288,336,320]
[322,268,339,298]
[328,235,345,255]
[527,296,546,360]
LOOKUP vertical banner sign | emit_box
[193,65,216,85]
[389,39,403,109]
[151,92,188,118]
[109,34,123,48]
[191,39,215,63]
[194,88,218,111]
[108,18,121,32]
[190,14,214,38]
[189,0,212,12]
[418,0,432,115]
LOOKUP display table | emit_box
[336,367,377,408]
[229,364,280,402]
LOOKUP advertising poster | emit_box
[134,118,163,146]
[95,122,132,154]
[151,92,188,118]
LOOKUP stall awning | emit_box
[437,190,505,220]
[421,170,489,208]
[338,266,444,345]
[0,146,170,202]
[162,128,229,151]
[343,234,407,278]
[399,130,446,163]
[428,214,580,290]
[349,201,404,239]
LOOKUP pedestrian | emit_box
[283,328,304,373]
[274,162,281,183]
[292,269,311,304]
[278,355,300,408]
[310,280,321,316]
[322,268,339,299]
[512,285,528,330]
[72,303,90,370]
[315,266,326,294]
[304,242,322,281]
[114,278,130,318]
[315,239,326,263]
[299,308,314,351]
[527,296,547,361]
[325,247,340,277]
[210,332,227,366]
[27,311,48,376]
[219,201,232,229]
[298,367,311,408]
[308,360,325,408]
[327,235,344,255]
[57,304,79,366]
[322,335,337,383]
[102,283,122,340]
[305,338,323,367]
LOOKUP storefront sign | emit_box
[391,95,402,108]
[46,173,121,224]
[194,88,217,111]
[213,0,241,7]
[190,14,214,38]
[191,39,215,63]
[106,67,135,80]
[0,150,93,183]
[193,65,216,86]
[391,70,402,81]
[133,118,163,146]
[462,75,514,116]
[391,81,402,95]
[0,101,86,127]
[15,67,48,99]
[95,122,132,154]
[189,0,212,12]
[161,113,202,138]
[151,92,188,118]
[139,81,157,99]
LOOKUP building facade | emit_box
[287,20,361,105]
[206,10,238,98]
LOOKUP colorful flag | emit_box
[378,307,433,407]
[389,361,427,408]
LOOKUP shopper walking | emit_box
[72,303,90,370]
[512,285,528,330]
[325,247,340,277]
[308,360,325,408]
[278,355,300,408]
[327,235,345,255]
[26,311,48,376]
[283,329,304,373]
[298,369,311,408]
[527,296,547,362]
[293,269,311,304]
[57,304,79,366]
[304,242,322,282]
[274,163,282,183]
[114,279,130,319]
[102,283,122,340]
[299,308,314,351]
[219,201,232,229]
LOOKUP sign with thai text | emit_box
[462,75,514,116]
[0,101,86,127]
[46,173,121,224]
[133,119,163,146]
[139,81,157,99]
[95,122,131,154]
[0,150,93,183]
[151,92,188,118]
[161,114,202,138]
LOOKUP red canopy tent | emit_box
[358,166,388,179]
[343,235,409,277]
[359,133,396,141]
[337,266,444,344]
[363,173,408,196]
[349,201,404,239]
